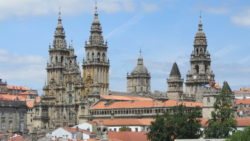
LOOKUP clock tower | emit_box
[185,16,215,101]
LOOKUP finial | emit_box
[58,7,62,19]
[139,49,142,57]
[94,0,98,15]
[198,11,203,31]
[57,7,63,26]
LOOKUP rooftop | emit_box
[91,99,202,110]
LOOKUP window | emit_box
[195,65,199,74]
[207,97,210,103]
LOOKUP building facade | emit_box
[32,12,85,130]
[0,100,27,134]
[185,17,215,102]
[127,54,151,95]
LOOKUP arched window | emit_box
[102,53,105,61]
[97,52,100,62]
[92,52,94,61]
[196,48,199,55]
[195,65,199,74]
[69,94,72,103]
[61,56,63,63]
[205,65,208,73]
[87,53,90,60]
[55,56,58,63]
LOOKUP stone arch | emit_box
[97,52,100,62]
[61,56,64,63]
[102,53,105,61]
[195,65,199,74]
[92,52,94,61]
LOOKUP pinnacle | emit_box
[170,62,181,77]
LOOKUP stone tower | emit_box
[167,62,183,100]
[33,12,84,129]
[185,16,215,101]
[127,52,151,95]
[82,5,109,95]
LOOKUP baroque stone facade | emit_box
[185,17,215,102]
[32,12,84,130]
[82,7,109,96]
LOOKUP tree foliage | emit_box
[147,105,202,141]
[204,81,236,138]
[226,126,250,141]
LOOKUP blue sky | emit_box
[0,0,250,94]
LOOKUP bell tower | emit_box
[82,4,109,95]
[185,16,215,101]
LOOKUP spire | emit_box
[170,62,181,77]
[198,12,203,32]
[194,14,207,47]
[93,0,100,24]
[56,8,63,29]
[87,0,105,46]
[53,10,67,49]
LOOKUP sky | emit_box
[0,0,250,94]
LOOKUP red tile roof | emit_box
[0,94,26,101]
[101,95,153,101]
[108,131,149,141]
[200,118,250,127]
[7,85,30,91]
[91,100,202,110]
[236,99,250,105]
[93,118,154,126]
[8,134,25,141]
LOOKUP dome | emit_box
[131,57,149,74]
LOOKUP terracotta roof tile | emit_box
[200,118,250,127]
[8,134,25,141]
[108,131,149,141]
[7,85,30,91]
[0,94,26,101]
[236,99,250,105]
[101,95,153,101]
[93,118,153,126]
[91,100,202,110]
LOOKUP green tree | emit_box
[204,81,236,138]
[147,105,202,141]
[226,126,250,141]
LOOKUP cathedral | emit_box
[31,5,218,132]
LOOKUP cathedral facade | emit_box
[30,4,219,132]
[32,7,110,130]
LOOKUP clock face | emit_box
[208,76,211,79]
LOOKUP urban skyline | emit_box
[0,0,250,94]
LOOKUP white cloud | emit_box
[0,49,46,91]
[106,13,143,39]
[231,9,250,27]
[202,6,228,15]
[141,2,159,13]
[0,0,161,20]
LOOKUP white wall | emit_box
[107,126,148,132]
[74,122,93,132]
[50,128,72,140]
